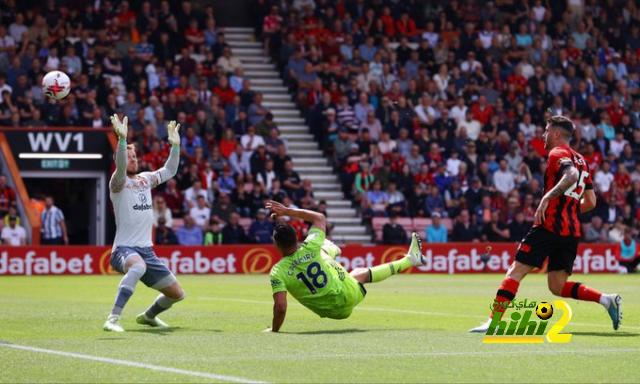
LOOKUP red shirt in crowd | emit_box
[471,103,494,125]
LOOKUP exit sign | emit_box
[41,159,70,169]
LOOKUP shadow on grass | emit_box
[571,331,639,337]
[288,328,398,335]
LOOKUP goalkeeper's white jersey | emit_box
[110,171,159,250]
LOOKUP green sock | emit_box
[369,256,413,283]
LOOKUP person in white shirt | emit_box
[1,215,26,246]
[8,13,28,44]
[460,51,482,74]
[609,132,629,158]
[184,180,209,209]
[103,115,185,333]
[519,113,536,141]
[189,196,210,228]
[152,196,173,228]
[450,96,468,124]
[414,95,436,125]
[240,125,266,154]
[594,161,615,194]
[493,159,516,196]
[458,110,482,141]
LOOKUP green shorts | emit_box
[328,275,367,320]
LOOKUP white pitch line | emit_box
[197,297,640,330]
[0,343,267,384]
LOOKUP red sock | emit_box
[489,277,520,320]
[561,282,602,303]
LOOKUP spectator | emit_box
[426,212,447,243]
[0,175,16,218]
[184,180,209,210]
[248,208,274,244]
[40,196,68,245]
[210,193,237,225]
[618,228,639,273]
[217,46,243,75]
[1,214,26,246]
[155,217,178,245]
[153,196,173,228]
[162,179,184,219]
[594,161,615,195]
[221,212,248,244]
[189,196,211,228]
[204,221,224,245]
[481,211,510,243]
[382,213,407,245]
[494,159,516,197]
[176,216,203,245]
[508,211,530,242]
[584,216,609,243]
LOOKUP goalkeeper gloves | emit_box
[110,114,128,141]
[167,120,181,148]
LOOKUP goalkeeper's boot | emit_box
[103,315,125,332]
[406,232,425,267]
[468,318,492,333]
[136,313,170,328]
[602,294,622,330]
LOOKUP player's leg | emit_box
[104,248,147,332]
[135,248,185,327]
[137,281,186,327]
[469,228,556,333]
[354,232,423,284]
[547,239,622,330]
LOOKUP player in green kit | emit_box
[265,200,424,332]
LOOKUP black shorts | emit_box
[514,226,580,275]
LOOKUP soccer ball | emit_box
[42,71,71,100]
[536,302,554,320]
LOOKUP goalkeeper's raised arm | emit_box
[149,120,181,188]
[110,114,129,193]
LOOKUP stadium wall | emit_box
[0,243,621,275]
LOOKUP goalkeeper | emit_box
[103,114,185,332]
[265,200,424,332]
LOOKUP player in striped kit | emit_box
[103,114,185,332]
[470,116,622,333]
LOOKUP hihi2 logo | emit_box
[483,299,572,344]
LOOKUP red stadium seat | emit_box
[413,218,432,235]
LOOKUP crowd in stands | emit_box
[0,0,639,265]
[252,0,640,259]
[0,0,331,246]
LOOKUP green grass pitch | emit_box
[0,274,638,383]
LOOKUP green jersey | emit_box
[270,228,354,318]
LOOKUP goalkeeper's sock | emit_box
[561,281,602,303]
[489,277,520,320]
[110,263,146,317]
[368,256,413,283]
[144,293,185,318]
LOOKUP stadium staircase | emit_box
[225,27,371,244]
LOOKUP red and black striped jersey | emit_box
[536,145,593,237]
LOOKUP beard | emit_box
[127,170,137,176]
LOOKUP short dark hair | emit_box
[547,115,574,137]
[274,224,297,250]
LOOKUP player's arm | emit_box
[535,161,579,225]
[149,121,181,189]
[110,114,128,193]
[269,291,287,333]
[266,200,326,233]
[580,188,596,213]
